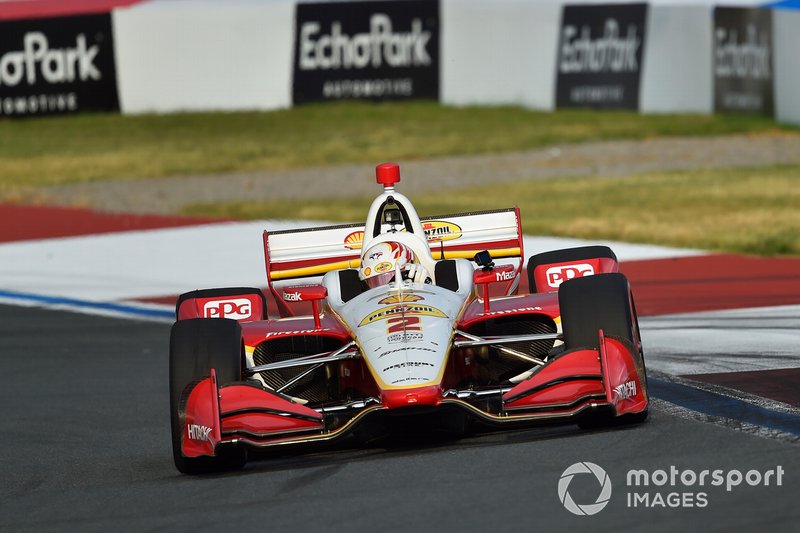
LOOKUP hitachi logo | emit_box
[715,25,771,80]
[0,32,101,87]
[187,424,212,442]
[559,19,640,74]
[299,14,431,70]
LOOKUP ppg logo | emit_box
[546,263,595,288]
[203,298,252,319]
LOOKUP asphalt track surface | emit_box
[2,304,799,532]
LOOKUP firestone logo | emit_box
[203,298,252,319]
[0,32,101,87]
[299,14,432,71]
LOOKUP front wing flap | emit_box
[500,329,648,417]
[180,372,325,458]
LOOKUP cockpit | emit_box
[357,163,437,287]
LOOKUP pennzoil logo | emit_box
[379,294,424,305]
[423,221,462,242]
[344,230,364,250]
[374,261,393,273]
[359,304,446,326]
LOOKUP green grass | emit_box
[0,102,792,193]
[183,165,800,256]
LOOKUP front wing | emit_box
[178,329,648,458]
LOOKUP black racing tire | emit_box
[559,272,634,350]
[558,273,648,428]
[527,245,617,293]
[169,318,246,474]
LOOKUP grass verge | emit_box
[183,164,800,256]
[0,102,792,192]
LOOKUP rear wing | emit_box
[264,208,524,315]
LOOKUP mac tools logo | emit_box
[293,0,440,104]
[0,14,119,117]
[713,7,773,116]
[555,3,647,110]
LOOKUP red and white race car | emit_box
[170,163,648,473]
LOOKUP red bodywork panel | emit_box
[219,385,324,438]
[532,257,618,293]
[181,373,325,458]
[240,314,350,345]
[502,329,647,417]
[382,385,443,409]
[177,293,266,322]
[458,292,560,328]
[599,332,649,415]
[182,370,222,458]
[503,348,604,410]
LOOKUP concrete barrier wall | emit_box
[441,0,561,110]
[2,0,797,125]
[640,5,713,114]
[113,0,295,114]
[773,8,800,125]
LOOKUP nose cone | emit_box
[381,385,442,409]
[376,162,401,187]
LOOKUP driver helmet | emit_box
[359,241,415,288]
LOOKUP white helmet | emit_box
[359,241,415,288]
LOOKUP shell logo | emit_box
[379,294,424,305]
[423,221,462,242]
[344,230,364,250]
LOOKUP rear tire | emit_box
[558,273,648,428]
[169,318,247,474]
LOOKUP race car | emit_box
[170,163,648,473]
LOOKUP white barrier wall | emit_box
[113,0,295,114]
[640,5,713,114]
[774,8,800,125]
[441,0,561,110]
[49,0,793,125]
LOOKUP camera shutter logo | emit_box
[558,462,612,516]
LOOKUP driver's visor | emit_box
[365,271,395,288]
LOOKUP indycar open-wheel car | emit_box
[169,162,649,473]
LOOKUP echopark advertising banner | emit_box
[292,0,440,104]
[555,3,648,110]
[0,14,119,118]
[713,7,774,117]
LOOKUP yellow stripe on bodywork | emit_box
[270,247,521,281]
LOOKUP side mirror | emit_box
[473,250,494,270]
[282,284,327,303]
[473,265,515,286]
[473,265,516,314]
[282,285,327,329]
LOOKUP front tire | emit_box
[169,318,246,474]
[558,273,648,428]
